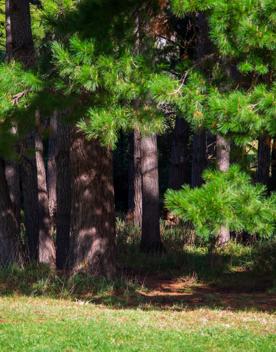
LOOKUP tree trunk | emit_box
[140,134,163,253]
[5,0,35,66]
[6,0,54,265]
[271,138,276,191]
[190,13,211,189]
[5,161,21,226]
[35,121,56,267]
[47,113,58,224]
[4,1,25,233]
[56,120,71,270]
[191,129,207,187]
[168,117,191,189]
[20,135,39,261]
[216,134,231,245]
[0,159,21,265]
[70,131,116,278]
[133,129,142,227]
[255,134,272,187]
[127,132,135,217]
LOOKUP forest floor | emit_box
[0,230,275,351]
[132,274,276,312]
[0,271,275,351]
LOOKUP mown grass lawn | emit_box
[0,296,275,351]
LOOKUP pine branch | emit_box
[12,89,32,105]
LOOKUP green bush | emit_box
[252,240,276,275]
[165,165,276,240]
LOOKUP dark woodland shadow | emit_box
[0,246,275,314]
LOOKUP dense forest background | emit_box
[0,0,275,282]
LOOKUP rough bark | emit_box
[190,13,212,189]
[140,134,163,253]
[255,134,272,187]
[216,134,230,172]
[20,135,39,261]
[0,159,21,265]
[56,120,71,270]
[6,0,37,262]
[271,138,276,191]
[47,113,58,223]
[195,13,213,60]
[70,131,116,278]
[168,117,191,189]
[4,1,23,234]
[35,122,56,267]
[5,0,35,66]
[5,161,21,226]
[191,129,207,187]
[133,129,143,227]
[216,134,231,246]
[6,0,54,265]
[127,133,135,216]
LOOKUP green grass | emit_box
[0,224,275,351]
[0,296,275,352]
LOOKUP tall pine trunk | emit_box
[255,133,272,187]
[191,129,207,187]
[190,13,212,189]
[127,133,135,218]
[47,113,58,225]
[216,134,231,245]
[6,0,55,264]
[35,121,56,267]
[140,134,163,253]
[4,0,24,238]
[70,131,116,278]
[271,138,276,191]
[0,159,21,265]
[56,120,71,270]
[5,0,35,66]
[5,160,21,226]
[168,117,191,189]
[20,135,39,260]
[133,129,143,227]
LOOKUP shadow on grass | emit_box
[89,283,276,313]
[0,243,275,313]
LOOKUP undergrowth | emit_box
[0,219,274,300]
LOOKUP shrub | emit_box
[165,165,276,240]
[252,239,276,275]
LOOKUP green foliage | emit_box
[167,70,275,143]
[165,165,276,238]
[171,0,211,15]
[206,86,275,143]
[0,62,43,156]
[169,0,276,143]
[253,240,276,275]
[51,29,173,147]
[171,0,276,75]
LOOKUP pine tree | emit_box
[168,117,191,190]
[4,0,56,265]
[0,158,22,265]
[164,0,276,244]
[0,60,41,264]
[133,130,143,227]
[166,166,276,240]
[47,0,173,261]
[55,115,71,270]
[47,112,58,225]
[255,134,272,186]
